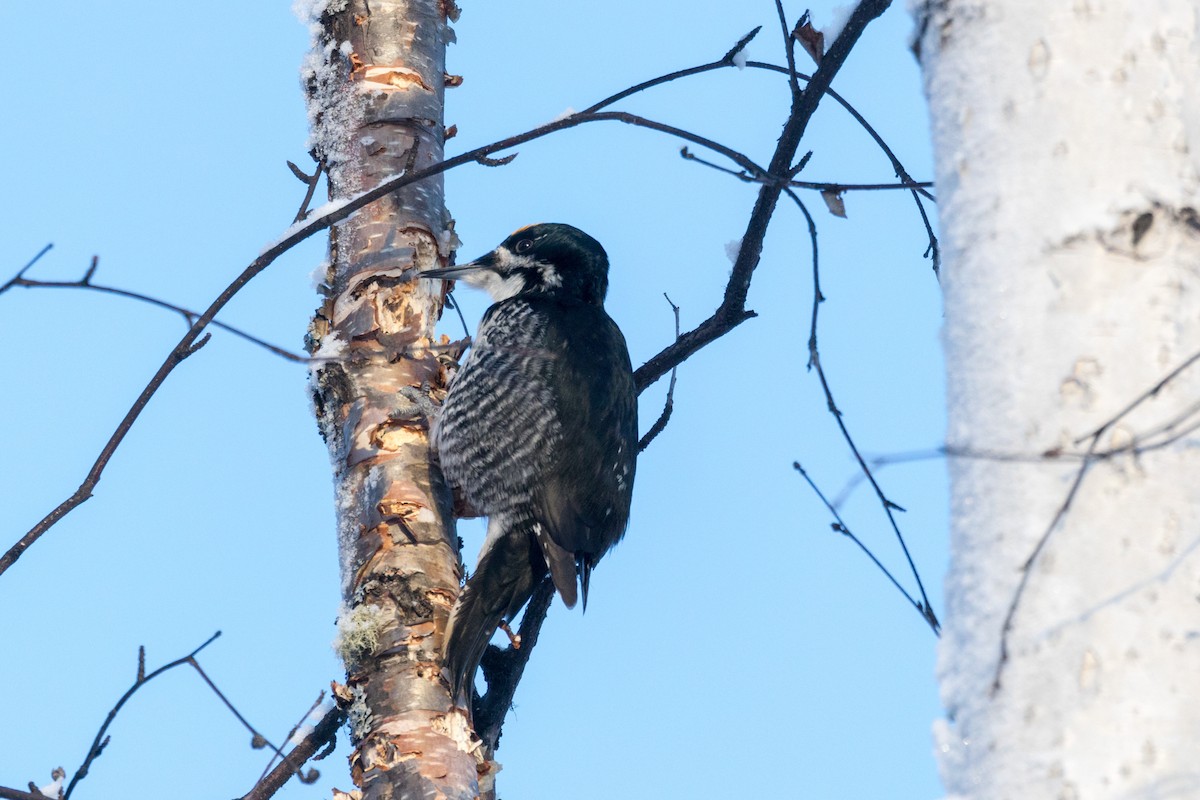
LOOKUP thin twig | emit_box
[831,397,1200,508]
[786,185,939,634]
[638,294,681,453]
[256,693,328,783]
[1121,407,1200,454]
[188,659,288,762]
[830,445,1063,508]
[289,158,325,223]
[794,462,930,622]
[991,437,1098,694]
[793,179,934,192]
[1075,348,1200,444]
[584,111,764,176]
[240,704,346,800]
[0,243,54,293]
[582,28,762,112]
[992,348,1200,691]
[774,1,803,98]
[63,633,222,800]
[7,258,305,362]
[443,293,472,341]
[681,145,932,194]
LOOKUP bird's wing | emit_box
[439,298,636,608]
[532,306,638,606]
[434,301,562,514]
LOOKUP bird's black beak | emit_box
[420,250,496,280]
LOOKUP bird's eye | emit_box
[515,239,534,253]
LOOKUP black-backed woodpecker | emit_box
[422,223,637,700]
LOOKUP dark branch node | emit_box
[788,151,813,178]
[182,333,212,358]
[290,157,326,223]
[476,152,518,167]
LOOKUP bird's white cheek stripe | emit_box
[466,270,527,302]
[484,248,560,296]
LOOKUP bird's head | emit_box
[422,223,609,305]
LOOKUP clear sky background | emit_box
[0,2,947,798]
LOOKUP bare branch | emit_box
[240,704,346,800]
[830,445,1051,508]
[188,659,288,762]
[255,694,328,783]
[745,58,940,271]
[992,347,1200,692]
[782,181,939,634]
[7,258,306,362]
[795,178,934,192]
[638,294,681,453]
[774,1,803,98]
[1076,348,1200,444]
[682,144,932,194]
[0,785,58,800]
[634,307,758,394]
[991,437,1098,694]
[582,28,762,112]
[475,578,557,751]
[288,158,325,223]
[638,0,896,393]
[794,462,932,626]
[0,243,53,294]
[0,106,762,578]
[580,21,936,224]
[63,633,222,799]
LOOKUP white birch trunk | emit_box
[912,1,1200,797]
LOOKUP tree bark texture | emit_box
[302,2,487,798]
[914,1,1200,797]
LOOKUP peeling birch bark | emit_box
[301,1,491,798]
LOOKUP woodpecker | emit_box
[421,223,637,700]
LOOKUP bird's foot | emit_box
[497,620,522,649]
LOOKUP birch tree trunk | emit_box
[300,2,485,798]
[913,1,1200,796]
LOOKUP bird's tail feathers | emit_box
[579,556,594,612]
[533,522,578,608]
[442,518,542,702]
[442,578,507,704]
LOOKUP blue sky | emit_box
[0,2,946,798]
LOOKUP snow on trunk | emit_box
[913,1,1200,796]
